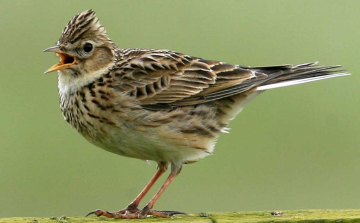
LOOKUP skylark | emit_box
[44,10,350,219]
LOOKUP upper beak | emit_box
[43,46,77,73]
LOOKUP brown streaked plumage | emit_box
[44,10,350,219]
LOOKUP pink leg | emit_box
[125,162,167,211]
[86,163,184,219]
[139,165,182,218]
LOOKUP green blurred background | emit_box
[0,0,359,218]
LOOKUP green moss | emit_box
[1,210,360,223]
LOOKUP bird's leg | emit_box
[138,164,183,218]
[121,162,168,213]
[86,163,185,219]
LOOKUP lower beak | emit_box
[44,46,77,73]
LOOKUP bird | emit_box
[44,10,350,219]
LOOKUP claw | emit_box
[164,210,187,215]
[85,209,115,218]
[85,209,101,217]
[148,210,187,218]
[85,208,186,219]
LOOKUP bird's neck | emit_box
[57,64,113,97]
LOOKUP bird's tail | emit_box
[256,62,350,91]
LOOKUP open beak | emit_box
[44,46,77,73]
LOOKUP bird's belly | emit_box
[81,123,211,164]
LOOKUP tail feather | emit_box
[172,61,349,107]
[256,62,350,91]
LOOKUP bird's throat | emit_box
[58,64,113,96]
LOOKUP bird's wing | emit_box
[112,49,270,109]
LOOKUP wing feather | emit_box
[110,49,347,110]
[112,49,265,107]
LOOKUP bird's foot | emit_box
[85,207,186,219]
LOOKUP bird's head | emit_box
[44,10,115,78]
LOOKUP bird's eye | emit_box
[83,43,93,53]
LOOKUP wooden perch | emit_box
[1,209,360,223]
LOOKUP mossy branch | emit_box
[1,210,360,223]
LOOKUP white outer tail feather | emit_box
[257,72,351,91]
